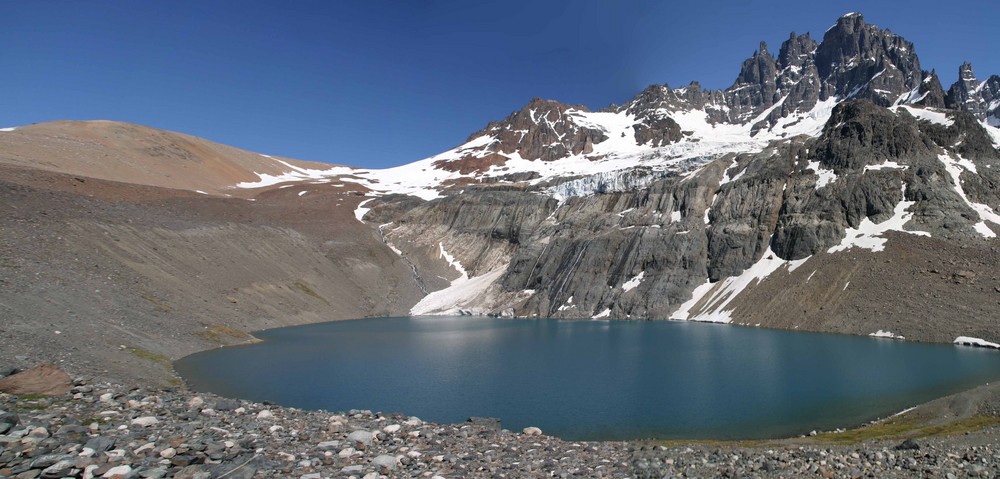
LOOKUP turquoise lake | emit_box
[174,316,1000,441]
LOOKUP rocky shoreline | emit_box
[2,370,1000,478]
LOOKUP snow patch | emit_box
[726,167,748,184]
[827,187,930,253]
[894,105,953,126]
[954,336,1000,349]
[864,160,905,172]
[807,160,838,188]
[409,269,504,316]
[354,198,375,222]
[236,157,360,190]
[869,330,904,340]
[983,120,1000,147]
[0,127,17,132]
[298,191,308,197]
[939,153,1000,238]
[437,242,467,279]
[622,271,645,292]
[557,296,575,312]
[592,308,611,319]
[670,248,809,323]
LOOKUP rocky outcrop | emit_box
[433,98,608,174]
[916,70,947,108]
[0,364,71,396]
[815,13,923,106]
[945,62,1000,121]
[632,115,683,147]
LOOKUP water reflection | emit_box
[175,316,1000,440]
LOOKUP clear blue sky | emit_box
[2,1,997,168]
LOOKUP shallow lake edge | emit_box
[173,315,1000,444]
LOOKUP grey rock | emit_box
[372,454,398,470]
[138,467,168,479]
[0,411,19,435]
[466,416,502,431]
[212,398,240,411]
[84,435,115,453]
[895,438,920,450]
[347,429,374,446]
[208,455,259,479]
[39,459,76,478]
[30,454,72,470]
[917,69,947,108]
[173,465,211,479]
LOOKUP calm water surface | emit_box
[175,317,1000,440]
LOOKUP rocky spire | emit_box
[726,41,779,123]
[915,69,946,108]
[946,62,1000,121]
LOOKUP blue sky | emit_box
[2,1,998,168]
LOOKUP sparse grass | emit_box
[130,346,170,365]
[128,346,185,387]
[916,416,1000,437]
[293,281,328,304]
[78,416,108,425]
[141,292,173,312]
[196,324,257,344]
[809,418,919,445]
[808,415,1000,445]
[650,438,768,448]
[642,416,1000,449]
[15,393,53,410]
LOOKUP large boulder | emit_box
[0,363,72,396]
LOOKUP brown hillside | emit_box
[0,120,341,195]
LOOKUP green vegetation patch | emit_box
[128,345,185,387]
[196,324,257,344]
[648,438,769,448]
[130,346,170,365]
[15,393,56,411]
[293,281,329,304]
[809,415,1000,445]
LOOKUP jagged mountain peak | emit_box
[815,11,923,106]
[945,62,1000,122]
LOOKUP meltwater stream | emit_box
[175,317,1000,441]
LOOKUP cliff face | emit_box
[369,98,1000,343]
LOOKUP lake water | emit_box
[174,316,1000,441]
